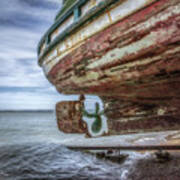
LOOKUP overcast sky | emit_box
[0,0,89,110]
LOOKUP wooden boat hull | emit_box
[55,97,180,137]
[47,0,180,100]
[38,0,180,137]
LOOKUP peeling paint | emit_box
[39,0,180,135]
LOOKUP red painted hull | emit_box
[48,0,180,101]
[47,0,180,135]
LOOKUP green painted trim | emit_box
[82,103,104,134]
[55,0,77,21]
[37,0,88,55]
[37,0,118,65]
[74,7,81,22]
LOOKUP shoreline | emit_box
[83,150,180,179]
[127,152,180,180]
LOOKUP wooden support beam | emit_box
[67,145,180,151]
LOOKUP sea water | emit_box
[0,111,149,180]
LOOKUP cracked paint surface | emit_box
[40,0,180,135]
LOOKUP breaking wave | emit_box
[0,143,150,180]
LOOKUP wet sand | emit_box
[127,152,180,180]
[0,175,9,180]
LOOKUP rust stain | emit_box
[56,101,87,134]
[43,0,180,135]
[101,96,180,135]
[107,11,112,23]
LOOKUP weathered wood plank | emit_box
[67,145,180,151]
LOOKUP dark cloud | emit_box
[19,0,60,9]
[0,0,62,110]
[0,0,59,29]
[0,0,98,110]
[0,13,48,30]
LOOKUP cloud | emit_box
[0,91,60,110]
[0,90,99,111]
[0,0,98,110]
[0,0,60,23]
[0,0,62,110]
